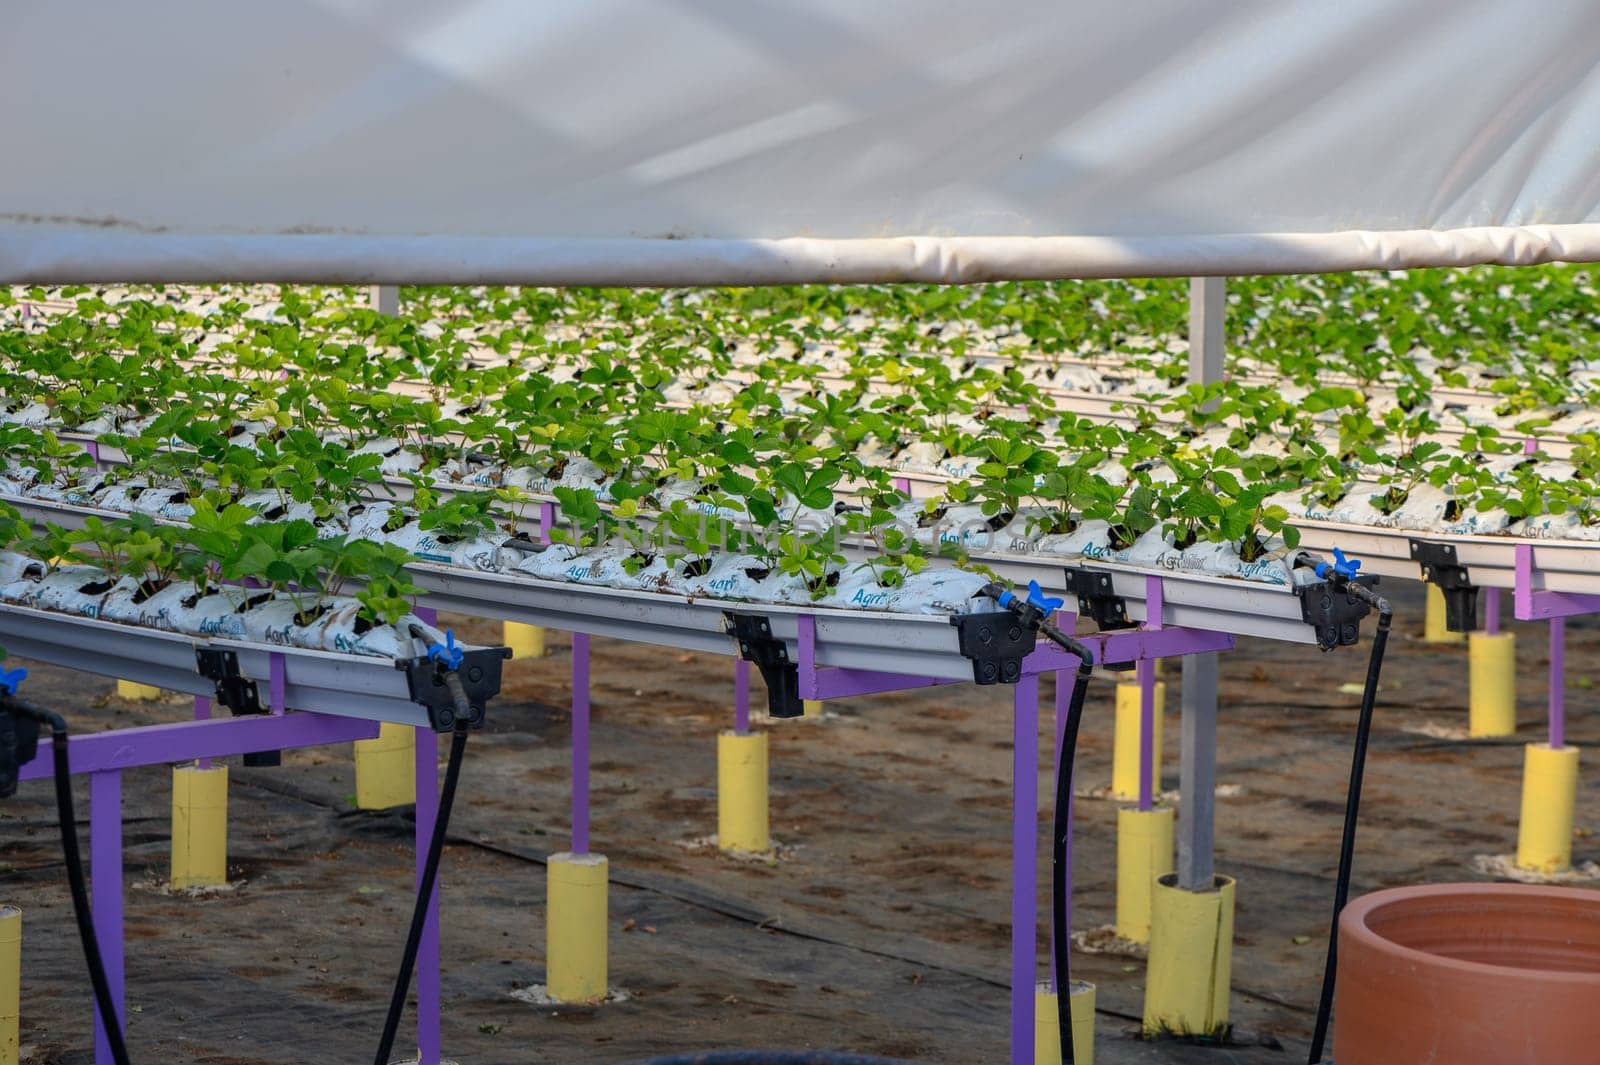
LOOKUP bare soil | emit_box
[2,582,1596,1063]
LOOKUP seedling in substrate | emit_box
[260,428,388,518]
[549,487,608,551]
[407,484,500,543]
[0,425,91,488]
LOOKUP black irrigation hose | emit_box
[4,698,133,1065]
[1307,584,1392,1064]
[1034,618,1095,1065]
[1049,653,1093,1065]
[373,717,470,1065]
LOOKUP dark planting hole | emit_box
[682,557,712,577]
[235,592,274,613]
[131,578,169,604]
[805,570,842,594]
[743,566,772,581]
[77,579,117,595]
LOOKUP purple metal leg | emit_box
[734,658,751,735]
[1010,674,1039,1065]
[1485,587,1501,635]
[1550,618,1566,749]
[414,728,442,1065]
[414,605,439,627]
[572,633,591,855]
[91,771,125,1065]
[1138,658,1157,811]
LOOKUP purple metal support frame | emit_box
[91,771,123,1065]
[734,658,751,734]
[1484,587,1501,635]
[1550,618,1566,750]
[21,713,379,1063]
[538,501,556,546]
[415,727,442,1065]
[1138,576,1164,812]
[1513,542,1600,622]
[1007,618,1231,1064]
[571,632,592,855]
[796,615,966,700]
[1009,674,1039,1065]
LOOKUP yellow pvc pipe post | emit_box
[170,764,228,889]
[0,906,17,1065]
[717,731,770,853]
[354,722,417,810]
[504,621,548,659]
[1516,743,1580,873]
[1116,805,1175,944]
[802,699,824,718]
[117,680,162,702]
[1033,981,1095,1065]
[1423,584,1465,644]
[1110,681,1165,801]
[546,852,608,1003]
[1469,632,1517,737]
[1143,874,1235,1038]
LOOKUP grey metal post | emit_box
[370,284,399,316]
[1179,276,1225,889]
[1188,276,1225,390]
[1178,650,1219,888]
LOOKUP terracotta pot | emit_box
[1335,882,1600,1065]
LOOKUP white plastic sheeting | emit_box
[5,1,1600,284]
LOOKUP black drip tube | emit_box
[373,713,471,1065]
[1307,581,1392,1064]
[3,697,134,1065]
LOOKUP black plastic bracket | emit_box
[950,611,1037,685]
[1063,568,1134,631]
[725,613,803,718]
[194,649,279,766]
[196,649,263,715]
[1299,577,1378,651]
[1408,539,1477,633]
[401,647,510,732]
[0,698,40,799]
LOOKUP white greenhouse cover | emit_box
[5,1,1600,285]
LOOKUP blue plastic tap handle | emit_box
[1025,579,1065,616]
[0,666,27,694]
[427,629,465,671]
[1314,547,1362,581]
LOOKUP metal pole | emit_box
[1187,277,1225,393]
[90,771,124,1065]
[1179,276,1225,891]
[572,633,591,855]
[370,285,399,317]
[1178,653,1219,889]
[414,728,441,1065]
[1009,674,1040,1065]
